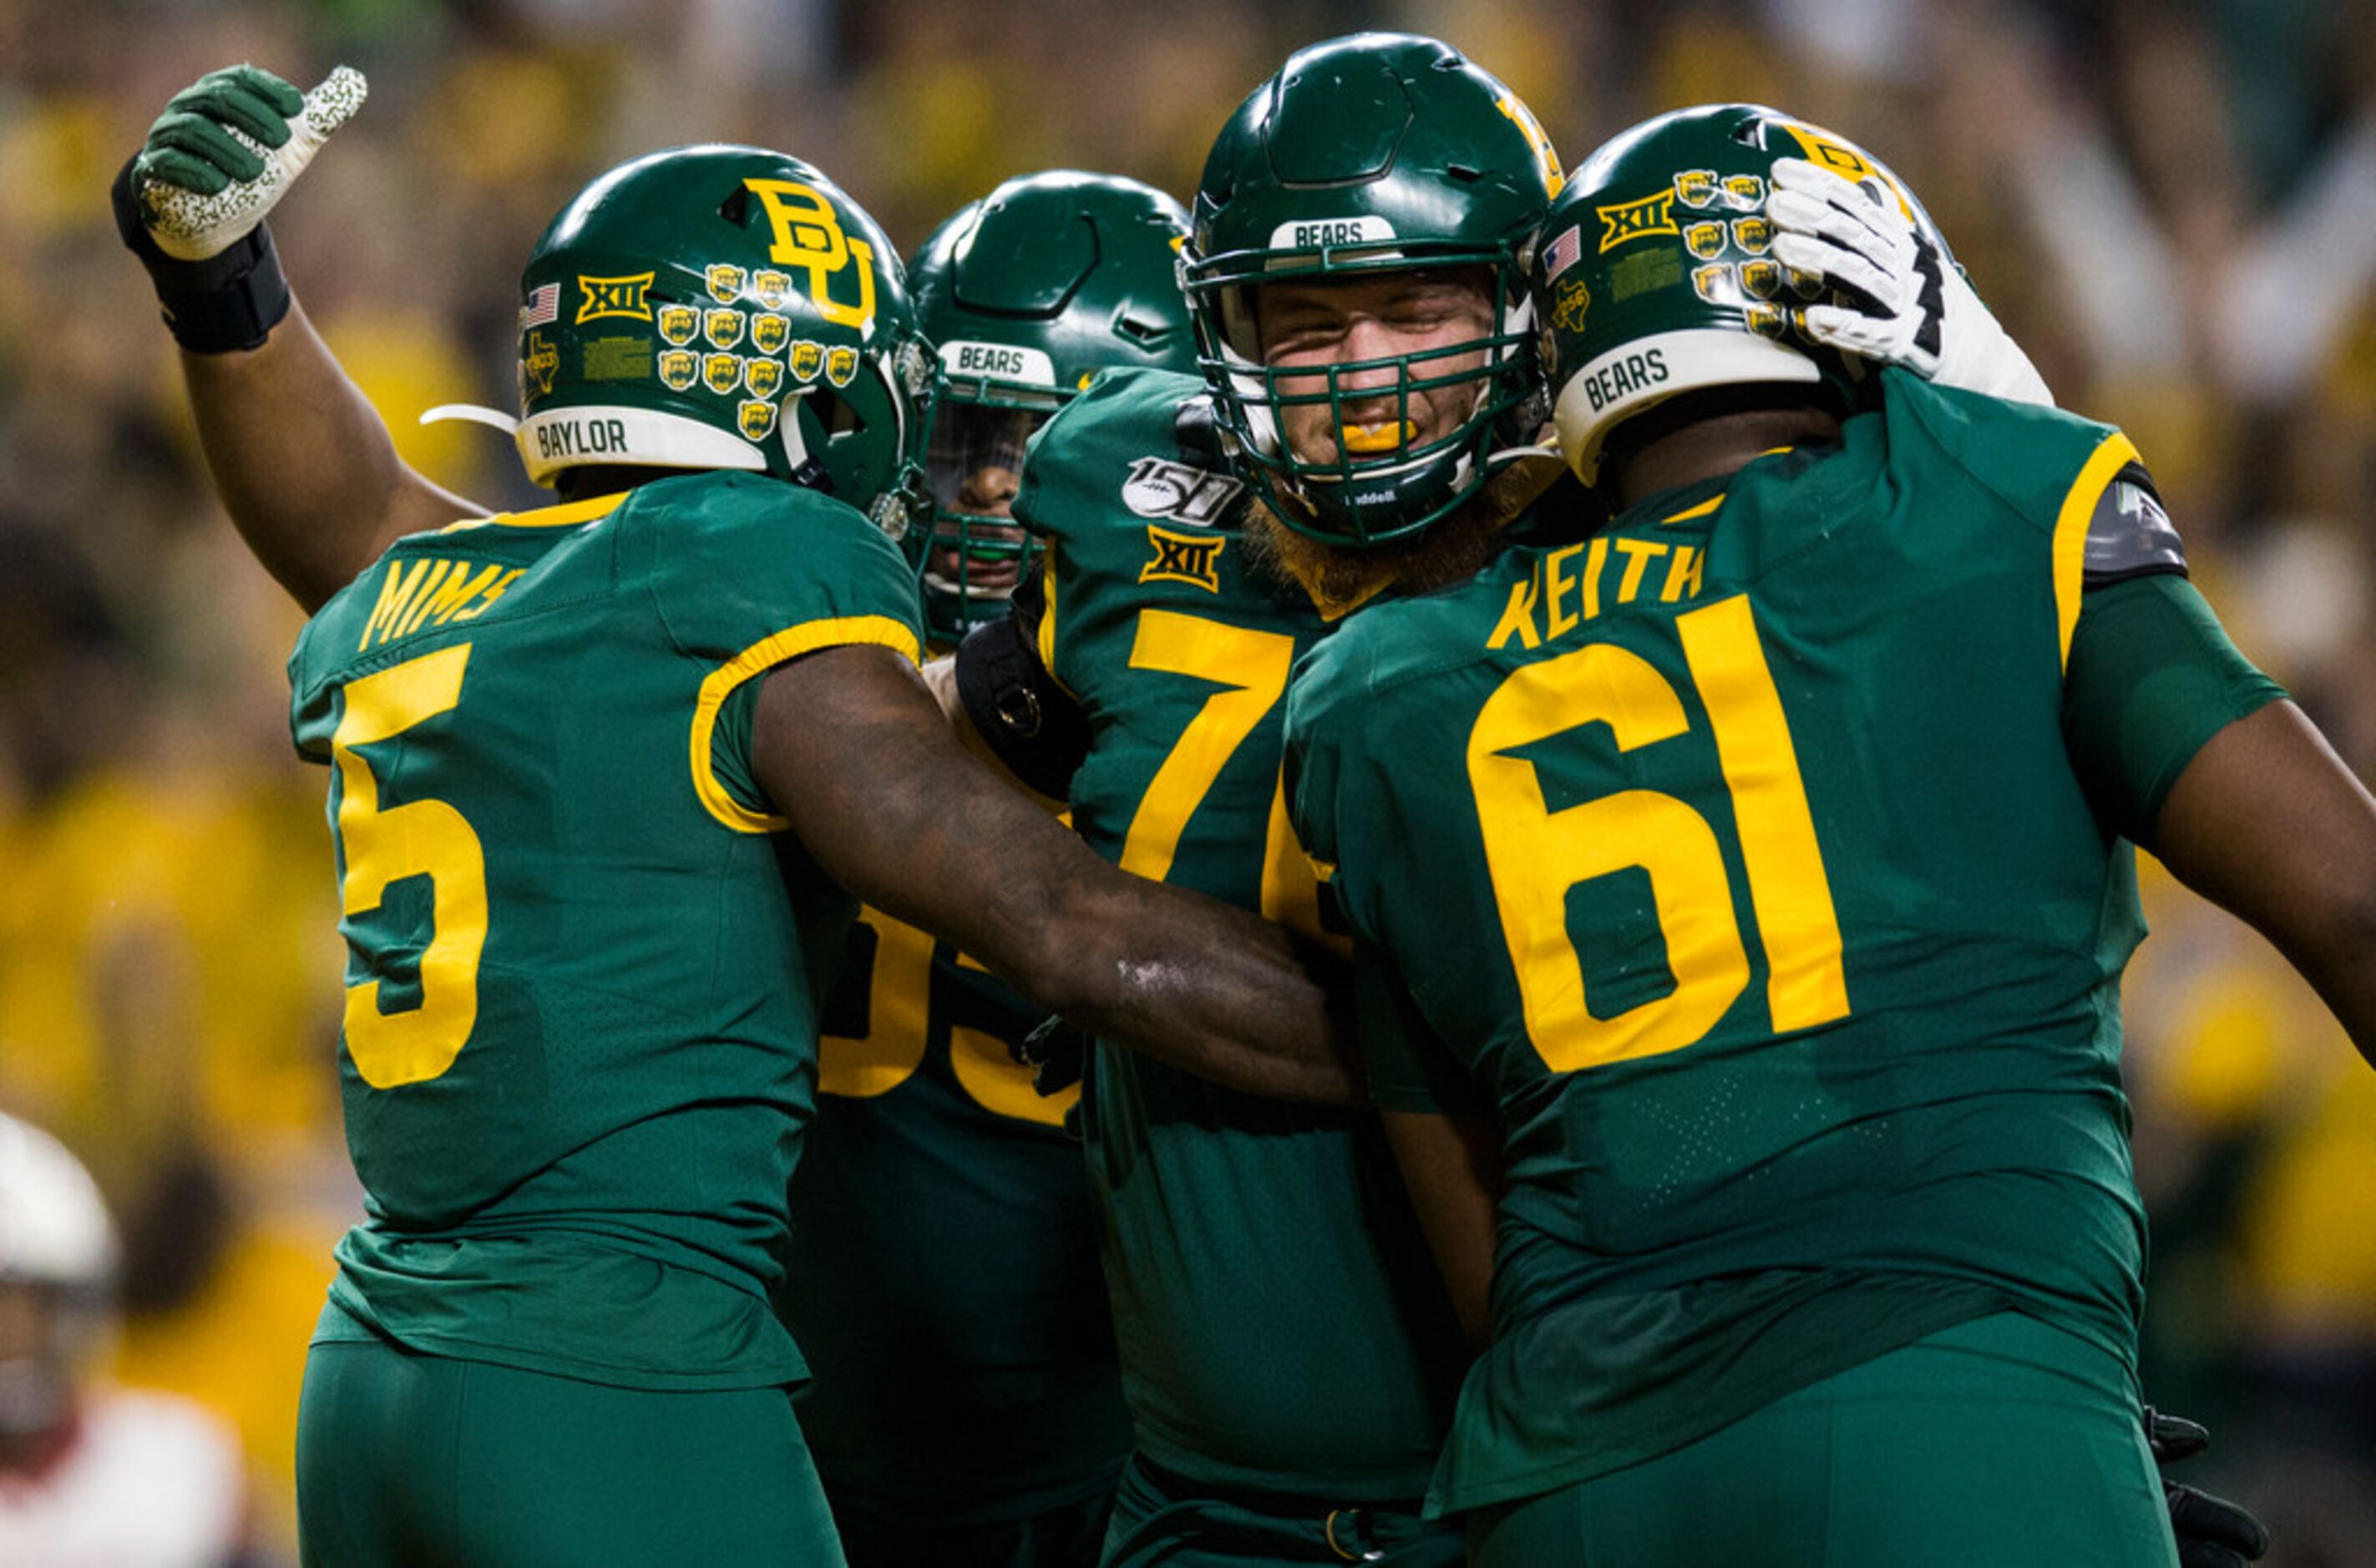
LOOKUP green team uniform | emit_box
[780,905,1129,1555]
[287,472,921,1562]
[1284,372,2284,1551]
[1011,368,1470,1562]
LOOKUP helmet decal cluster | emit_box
[525,255,872,449]
[1540,159,1828,372]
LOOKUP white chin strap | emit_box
[419,402,519,435]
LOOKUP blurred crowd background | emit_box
[3,0,2373,1560]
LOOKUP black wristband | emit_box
[953,609,1091,802]
[111,154,292,354]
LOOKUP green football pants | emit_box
[1101,1454,1464,1567]
[296,1335,843,1566]
[1467,1312,2178,1568]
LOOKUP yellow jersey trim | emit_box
[1036,553,1060,675]
[691,614,923,834]
[1031,547,1083,702]
[440,493,626,533]
[1660,494,1725,526]
[1309,569,1398,625]
[2052,432,2140,673]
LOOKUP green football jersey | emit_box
[1015,368,1468,1500]
[1285,372,2248,1512]
[288,472,922,1391]
[778,905,1130,1515]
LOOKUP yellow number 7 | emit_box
[332,643,490,1089]
[1468,594,1847,1074]
[1119,609,1335,946]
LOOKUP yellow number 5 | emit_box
[332,644,489,1089]
[1468,594,1847,1075]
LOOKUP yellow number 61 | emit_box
[1468,594,1848,1074]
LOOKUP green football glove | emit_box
[134,63,367,261]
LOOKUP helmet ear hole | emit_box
[811,390,864,437]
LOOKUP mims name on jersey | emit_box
[1488,524,1709,651]
[358,559,522,653]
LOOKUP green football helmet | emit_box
[1537,104,1948,486]
[909,170,1193,640]
[1178,33,1565,549]
[513,144,935,539]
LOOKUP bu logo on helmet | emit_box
[744,179,878,331]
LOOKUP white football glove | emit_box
[1767,156,2054,407]
[137,65,367,261]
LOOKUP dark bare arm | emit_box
[119,63,488,611]
[2147,700,2376,1064]
[1381,1106,1503,1346]
[753,643,1358,1102]
[181,300,488,612]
